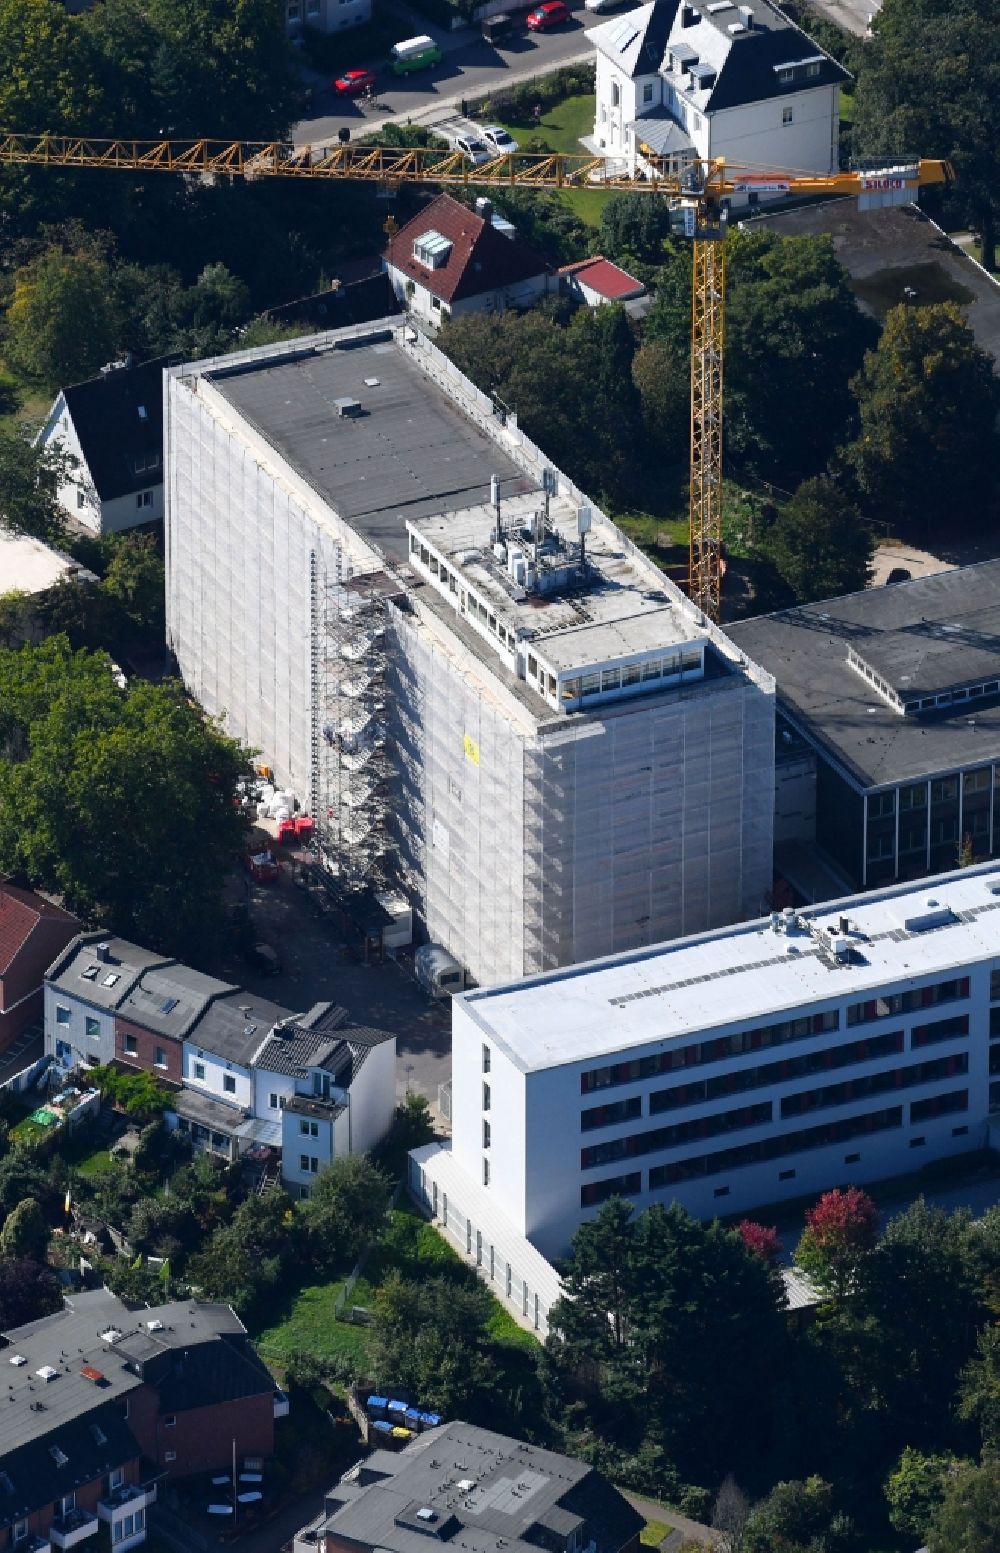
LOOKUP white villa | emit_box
[589,0,849,186]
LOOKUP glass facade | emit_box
[856,762,1000,888]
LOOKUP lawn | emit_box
[72,1146,116,1178]
[640,1522,670,1547]
[253,1200,540,1373]
[485,94,612,229]
[255,1278,371,1371]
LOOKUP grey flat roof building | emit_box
[298,1422,643,1553]
[729,563,1000,890]
[729,563,1000,791]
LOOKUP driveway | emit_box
[292,1,615,147]
[217,864,453,1118]
[806,0,874,35]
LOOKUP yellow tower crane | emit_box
[0,132,953,618]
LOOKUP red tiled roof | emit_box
[0,883,77,976]
[384,193,550,304]
[559,256,646,300]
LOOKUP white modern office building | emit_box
[410,863,1000,1331]
[165,322,775,986]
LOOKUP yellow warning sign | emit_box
[463,733,480,766]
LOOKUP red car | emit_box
[332,68,377,95]
[526,1,570,26]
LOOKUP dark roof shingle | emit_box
[62,354,180,501]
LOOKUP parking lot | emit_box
[215,859,453,1123]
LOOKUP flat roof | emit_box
[728,562,1000,789]
[0,532,83,596]
[323,1421,641,1553]
[207,334,532,566]
[459,862,1000,1072]
[414,492,699,672]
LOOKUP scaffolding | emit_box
[310,554,402,895]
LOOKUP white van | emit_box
[415,944,466,998]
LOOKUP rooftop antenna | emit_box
[576,505,592,569]
[490,475,502,544]
[542,467,555,535]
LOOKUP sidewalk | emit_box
[622,1491,721,1551]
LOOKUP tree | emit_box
[100,534,165,641]
[188,1191,293,1319]
[856,1199,983,1437]
[0,1258,60,1328]
[88,1066,169,1122]
[0,429,74,544]
[725,229,876,485]
[0,640,249,960]
[0,0,95,134]
[391,1093,435,1153]
[367,1271,499,1417]
[885,1446,968,1540]
[846,302,1000,534]
[547,1201,788,1482]
[0,593,33,648]
[743,1477,856,1553]
[6,248,121,388]
[763,478,874,605]
[928,1460,1000,1553]
[738,1221,783,1265]
[794,1187,878,1303]
[598,195,673,269]
[631,339,688,466]
[0,1198,49,1262]
[958,1324,1000,1456]
[300,1154,392,1276]
[853,0,1000,269]
[482,190,589,268]
[712,1475,752,1553]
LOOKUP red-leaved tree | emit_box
[738,1220,783,1266]
[794,1186,878,1303]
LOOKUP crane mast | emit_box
[0,133,953,619]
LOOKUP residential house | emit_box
[178,995,397,1188]
[559,255,648,308]
[0,1286,285,1550]
[251,1003,397,1197]
[0,884,79,1052]
[44,933,230,1078]
[176,989,295,1161]
[293,1421,644,1553]
[37,355,179,535]
[383,194,551,328]
[589,0,849,185]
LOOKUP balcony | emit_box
[49,1509,99,1548]
[97,1483,155,1522]
[14,1537,51,1553]
[273,1387,290,1419]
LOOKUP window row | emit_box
[580,1010,840,1093]
[581,1100,773,1170]
[779,1053,968,1119]
[910,1089,968,1123]
[911,1014,970,1048]
[647,1029,905,1115]
[846,977,969,1026]
[647,1105,905,1189]
[561,650,701,702]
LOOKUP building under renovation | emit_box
[165,321,775,985]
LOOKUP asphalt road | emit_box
[804,0,876,35]
[291,2,604,147]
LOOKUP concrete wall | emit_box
[708,84,840,175]
[347,1037,397,1153]
[453,999,527,1225]
[385,268,549,329]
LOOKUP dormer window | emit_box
[413,231,453,269]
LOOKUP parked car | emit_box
[480,124,519,153]
[584,0,626,11]
[454,134,494,165]
[482,12,514,42]
[389,35,443,74]
[332,68,377,95]
[527,1,570,27]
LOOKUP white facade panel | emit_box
[347,1038,397,1154]
[182,1042,253,1111]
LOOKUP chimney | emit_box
[681,3,698,24]
[738,4,754,24]
[96,943,111,964]
[475,196,493,225]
